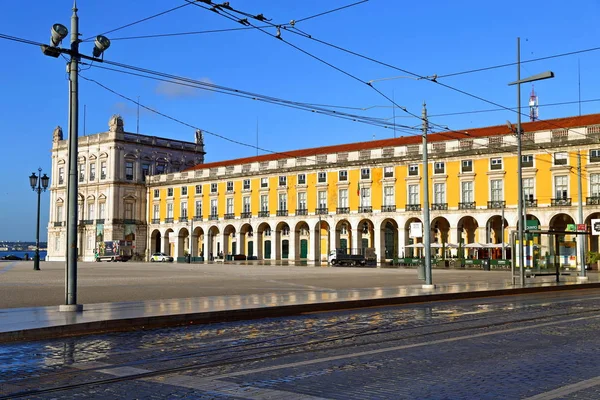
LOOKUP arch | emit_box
[206,225,220,261]
[457,216,478,244]
[294,221,310,260]
[404,217,423,257]
[239,223,253,258]
[313,219,331,263]
[357,218,373,252]
[223,224,237,257]
[257,222,272,260]
[192,226,205,258]
[585,212,600,256]
[176,227,190,259]
[89,154,97,161]
[484,215,508,244]
[275,222,291,260]
[549,213,575,231]
[379,218,399,260]
[163,228,174,256]
[150,229,162,254]
[334,219,353,253]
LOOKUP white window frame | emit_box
[490,179,503,201]
[383,186,394,206]
[338,188,348,208]
[317,172,327,183]
[433,183,445,204]
[339,170,348,181]
[461,181,473,203]
[554,175,568,199]
[408,184,419,205]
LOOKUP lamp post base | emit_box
[421,284,436,289]
[59,304,83,312]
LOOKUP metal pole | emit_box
[516,37,526,286]
[501,201,506,260]
[578,151,587,279]
[65,2,80,309]
[422,102,433,287]
[34,168,42,271]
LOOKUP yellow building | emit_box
[146,113,600,264]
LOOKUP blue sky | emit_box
[1,0,599,241]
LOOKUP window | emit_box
[79,164,85,182]
[339,170,348,181]
[434,183,445,204]
[195,201,202,217]
[181,202,188,218]
[167,203,174,219]
[279,193,287,210]
[461,160,472,173]
[338,189,348,208]
[408,184,419,205]
[167,188,174,197]
[318,190,327,208]
[318,172,327,183]
[340,224,348,235]
[298,192,307,209]
[408,164,418,176]
[211,183,217,193]
[153,204,159,220]
[156,162,166,175]
[279,176,287,187]
[125,203,134,220]
[434,162,445,174]
[590,149,600,163]
[554,152,568,166]
[226,198,233,214]
[227,181,234,192]
[89,164,96,181]
[490,179,503,201]
[461,181,473,203]
[243,196,250,213]
[298,174,306,184]
[100,161,107,180]
[384,166,394,178]
[195,185,202,194]
[522,155,534,168]
[125,161,134,181]
[360,187,371,206]
[260,194,268,211]
[142,163,150,181]
[58,167,64,185]
[181,186,188,196]
[210,199,218,216]
[555,175,568,199]
[56,204,63,222]
[490,158,503,170]
[361,168,370,179]
[99,202,105,219]
[591,174,600,197]
[261,177,268,188]
[154,189,160,198]
[243,179,250,190]
[523,178,534,201]
[384,186,394,206]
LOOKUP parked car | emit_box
[2,255,22,260]
[150,252,174,262]
[96,254,130,262]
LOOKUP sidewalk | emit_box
[1,261,599,343]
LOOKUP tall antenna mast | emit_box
[529,85,538,121]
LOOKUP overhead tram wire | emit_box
[292,0,369,24]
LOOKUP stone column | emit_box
[374,225,382,262]
[288,229,296,261]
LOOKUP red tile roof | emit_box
[185,113,600,171]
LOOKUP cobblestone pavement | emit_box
[3,289,600,399]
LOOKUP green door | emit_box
[300,239,308,258]
[282,240,289,259]
[232,242,237,255]
[362,238,369,250]
[264,240,272,259]
[340,238,347,250]
[384,226,395,258]
[248,241,254,257]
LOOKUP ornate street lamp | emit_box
[29,168,49,271]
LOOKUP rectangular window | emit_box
[491,179,503,201]
[338,189,348,208]
[360,168,370,179]
[156,162,166,175]
[589,149,600,163]
[360,187,371,206]
[279,193,287,210]
[434,162,445,174]
[195,201,202,217]
[384,186,394,206]
[167,188,174,197]
[243,179,250,190]
[554,152,568,166]
[260,194,268,211]
[434,183,445,204]
[339,170,348,181]
[195,185,202,194]
[318,172,327,183]
[211,183,217,193]
[181,202,188,218]
[154,189,160,198]
[226,181,233,192]
[56,204,63,222]
[181,186,188,196]
[243,196,250,213]
[100,161,107,180]
[79,164,85,182]
[89,164,96,181]
[408,164,418,176]
[125,203,133,220]
[318,190,327,208]
[226,198,233,214]
[408,184,419,205]
[99,202,105,219]
[591,174,600,197]
[490,158,503,170]
[461,160,472,173]
[461,181,473,203]
[153,204,159,220]
[167,203,173,218]
[523,178,534,201]
[384,166,394,178]
[555,175,568,199]
[522,155,534,168]
[261,177,268,188]
[125,161,134,181]
[279,176,287,187]
[298,174,306,184]
[142,163,150,181]
[298,192,307,209]
[210,199,217,216]
[58,167,64,185]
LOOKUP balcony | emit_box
[151,218,160,224]
[358,206,372,213]
[315,207,329,215]
[240,211,252,218]
[276,210,288,217]
[53,221,64,227]
[458,202,476,210]
[82,219,94,225]
[525,199,538,208]
[551,198,572,207]
[296,208,308,216]
[258,210,270,218]
[165,217,174,223]
[406,204,421,212]
[193,216,203,221]
[95,219,105,224]
[224,213,235,220]
[487,200,505,209]
[587,196,600,205]
[179,217,189,222]
[123,219,137,225]
[209,215,219,221]
[382,205,396,212]
[336,207,350,214]
[431,203,448,211]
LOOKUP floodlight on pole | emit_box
[50,23,68,46]
[92,35,111,58]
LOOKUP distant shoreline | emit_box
[0,250,47,260]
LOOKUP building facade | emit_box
[145,114,600,264]
[47,115,205,261]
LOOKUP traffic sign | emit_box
[592,219,600,236]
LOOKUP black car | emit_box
[2,255,23,260]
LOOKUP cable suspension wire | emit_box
[292,0,369,23]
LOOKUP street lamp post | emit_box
[29,168,49,271]
[508,37,554,286]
